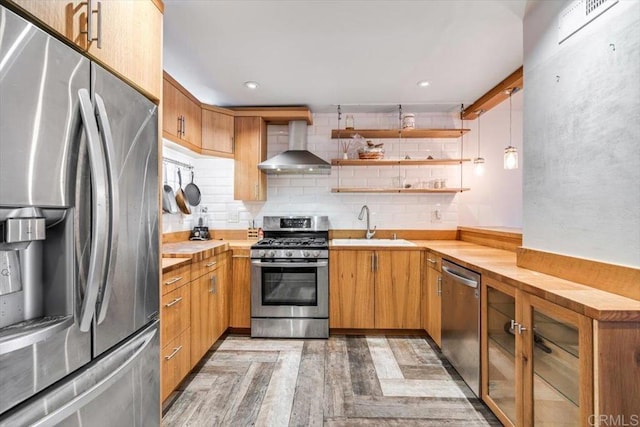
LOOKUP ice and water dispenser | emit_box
[0,207,75,350]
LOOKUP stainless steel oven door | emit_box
[251,259,328,318]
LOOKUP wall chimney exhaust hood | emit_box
[258,121,331,175]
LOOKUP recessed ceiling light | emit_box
[416,80,430,88]
[244,81,259,89]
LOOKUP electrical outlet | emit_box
[431,209,442,223]
[227,211,239,223]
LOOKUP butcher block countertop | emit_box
[412,240,640,322]
[160,234,639,322]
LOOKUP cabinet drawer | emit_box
[161,285,191,345]
[162,264,191,295]
[426,252,441,272]
[191,253,224,279]
[161,328,191,402]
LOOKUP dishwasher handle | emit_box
[442,265,479,289]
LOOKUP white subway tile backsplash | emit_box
[161,111,508,233]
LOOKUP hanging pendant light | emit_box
[473,109,485,176]
[504,88,518,170]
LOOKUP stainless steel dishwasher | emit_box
[441,259,481,397]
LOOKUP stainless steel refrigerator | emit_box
[0,4,160,425]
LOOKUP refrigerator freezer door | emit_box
[0,4,89,208]
[0,4,91,415]
[0,320,160,427]
[90,63,159,356]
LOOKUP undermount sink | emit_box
[331,238,417,247]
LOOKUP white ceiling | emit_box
[163,0,533,114]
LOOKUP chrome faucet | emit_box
[358,205,376,239]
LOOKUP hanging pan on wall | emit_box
[175,168,191,215]
[162,163,178,213]
[184,170,201,206]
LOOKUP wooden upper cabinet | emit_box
[9,0,163,101]
[202,106,235,158]
[234,116,267,201]
[86,0,163,101]
[162,73,202,152]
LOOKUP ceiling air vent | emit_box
[558,0,618,44]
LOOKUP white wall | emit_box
[162,107,522,233]
[459,90,523,228]
[523,0,640,267]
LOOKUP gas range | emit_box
[250,215,330,339]
[251,237,328,259]
[250,216,329,260]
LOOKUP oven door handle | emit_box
[251,260,328,268]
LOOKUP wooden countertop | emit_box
[412,240,640,322]
[161,257,191,273]
[161,235,640,322]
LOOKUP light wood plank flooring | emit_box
[163,335,500,426]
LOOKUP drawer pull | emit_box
[205,261,217,267]
[164,276,183,285]
[427,258,437,264]
[164,345,183,361]
[164,297,183,308]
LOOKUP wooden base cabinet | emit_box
[424,252,442,347]
[329,249,421,329]
[190,252,229,367]
[230,249,251,328]
[160,266,192,402]
[482,277,593,427]
[161,328,191,402]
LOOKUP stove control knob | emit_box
[313,250,320,258]
[285,250,293,257]
[268,250,276,258]
[302,251,310,257]
[258,250,266,258]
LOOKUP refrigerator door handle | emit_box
[77,88,110,332]
[93,93,120,324]
[0,323,158,427]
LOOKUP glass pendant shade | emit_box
[504,146,518,169]
[474,157,486,176]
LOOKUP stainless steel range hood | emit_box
[258,120,331,175]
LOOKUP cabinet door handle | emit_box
[427,258,437,264]
[164,276,182,286]
[510,320,527,335]
[177,115,182,136]
[182,116,186,137]
[164,346,183,361]
[164,297,183,308]
[205,261,217,268]
[95,1,102,49]
[437,276,442,296]
[83,0,102,48]
[210,275,217,294]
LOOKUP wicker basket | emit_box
[358,148,385,160]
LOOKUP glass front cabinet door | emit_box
[482,277,593,427]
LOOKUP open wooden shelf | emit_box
[331,187,470,194]
[331,158,470,166]
[331,129,470,139]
